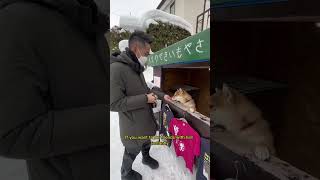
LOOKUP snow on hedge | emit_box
[118,40,128,52]
[141,10,193,34]
[120,9,193,34]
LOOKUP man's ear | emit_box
[131,43,140,56]
[222,83,234,104]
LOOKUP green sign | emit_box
[148,29,210,67]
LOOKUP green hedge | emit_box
[147,21,191,52]
[108,26,132,53]
[109,22,191,54]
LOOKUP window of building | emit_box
[170,1,175,15]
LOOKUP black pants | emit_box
[121,140,151,177]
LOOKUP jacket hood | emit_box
[0,0,109,36]
[110,48,145,73]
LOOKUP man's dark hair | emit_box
[128,31,153,49]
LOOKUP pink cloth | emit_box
[169,118,201,173]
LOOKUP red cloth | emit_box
[169,118,201,173]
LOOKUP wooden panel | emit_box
[212,1,291,21]
[212,0,320,21]
[213,22,320,178]
[190,69,210,117]
[162,68,210,117]
[162,69,191,96]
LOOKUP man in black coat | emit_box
[110,31,172,180]
[0,0,109,180]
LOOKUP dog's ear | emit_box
[222,83,234,104]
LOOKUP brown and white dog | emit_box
[211,83,276,161]
[172,88,196,113]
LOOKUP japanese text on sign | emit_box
[148,29,210,66]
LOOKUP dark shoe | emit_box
[121,170,142,180]
[142,155,159,169]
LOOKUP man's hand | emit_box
[164,95,173,102]
[147,93,157,104]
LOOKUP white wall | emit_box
[159,0,210,34]
[183,0,204,34]
[175,0,185,21]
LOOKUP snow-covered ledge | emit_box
[120,9,193,34]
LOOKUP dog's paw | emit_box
[189,107,195,113]
[254,145,270,161]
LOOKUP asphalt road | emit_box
[0,157,28,180]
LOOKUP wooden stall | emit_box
[212,21,320,180]
[148,29,210,139]
[212,0,320,21]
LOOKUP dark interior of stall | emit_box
[159,64,211,117]
[212,22,320,178]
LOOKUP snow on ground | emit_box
[110,111,197,180]
[110,111,125,179]
[110,67,197,180]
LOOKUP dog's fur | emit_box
[172,88,196,113]
[211,84,275,161]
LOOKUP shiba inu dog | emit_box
[211,84,275,161]
[172,88,196,113]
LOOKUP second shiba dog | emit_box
[211,84,276,161]
[172,88,196,113]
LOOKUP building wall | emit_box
[159,0,210,34]
[175,0,185,21]
[161,0,175,14]
[183,0,204,33]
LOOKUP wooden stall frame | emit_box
[149,29,211,138]
[212,22,320,179]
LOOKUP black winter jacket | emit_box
[0,0,109,179]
